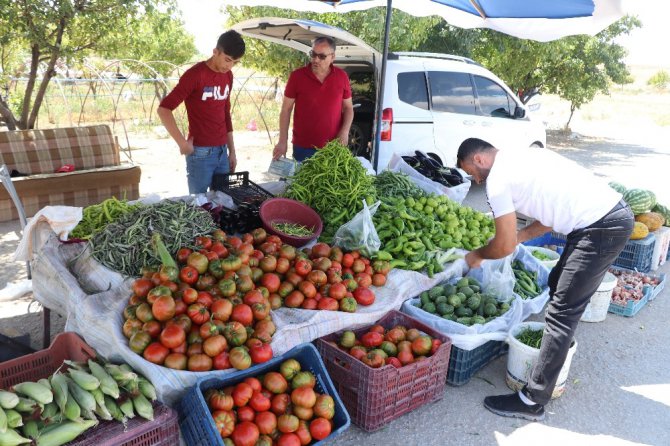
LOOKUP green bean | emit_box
[284,140,376,242]
[515,327,544,349]
[272,222,314,237]
[88,200,217,277]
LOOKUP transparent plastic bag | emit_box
[469,254,516,301]
[333,200,381,257]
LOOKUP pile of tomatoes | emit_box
[334,323,443,369]
[205,358,336,446]
[122,227,393,372]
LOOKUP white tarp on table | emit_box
[32,228,466,406]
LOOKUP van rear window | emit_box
[397,72,429,110]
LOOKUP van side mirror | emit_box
[514,106,526,119]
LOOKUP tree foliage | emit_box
[470,16,641,127]
[0,0,196,130]
[224,6,440,78]
[224,7,641,129]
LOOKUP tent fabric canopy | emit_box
[226,0,624,42]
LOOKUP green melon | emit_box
[652,204,670,227]
[623,188,654,215]
[608,181,627,194]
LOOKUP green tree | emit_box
[0,0,196,130]
[471,16,640,128]
[647,70,669,90]
[224,6,440,78]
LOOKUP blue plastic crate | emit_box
[650,273,666,301]
[179,343,350,446]
[527,233,657,273]
[522,232,566,254]
[608,281,652,317]
[613,233,656,273]
[447,340,509,386]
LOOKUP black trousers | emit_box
[524,200,634,405]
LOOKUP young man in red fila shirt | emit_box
[158,30,245,194]
[272,37,354,162]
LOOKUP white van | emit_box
[233,17,546,171]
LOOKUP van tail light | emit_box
[380,108,393,141]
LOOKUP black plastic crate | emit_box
[210,171,273,206]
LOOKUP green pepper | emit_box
[375,250,393,261]
[399,210,418,221]
[393,217,405,232]
[390,259,408,268]
[408,260,427,270]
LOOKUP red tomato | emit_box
[249,343,273,364]
[294,259,312,277]
[316,297,339,311]
[142,320,161,339]
[210,241,229,259]
[255,411,277,435]
[132,278,154,297]
[176,247,193,264]
[243,377,262,392]
[237,405,255,422]
[203,334,227,357]
[181,287,198,305]
[210,298,233,322]
[353,287,375,306]
[187,303,210,325]
[143,342,169,365]
[263,372,288,394]
[212,409,235,438]
[196,291,214,309]
[195,236,213,250]
[313,395,335,419]
[309,417,332,440]
[163,352,187,370]
[232,382,254,407]
[231,421,259,446]
[295,420,312,446]
[151,295,176,322]
[231,304,254,326]
[271,393,290,415]
[212,351,232,370]
[277,414,300,433]
[159,324,185,349]
[291,387,317,408]
[187,353,212,371]
[249,391,271,412]
[179,266,199,285]
[278,433,301,446]
[208,390,234,411]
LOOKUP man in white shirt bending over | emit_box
[457,138,634,421]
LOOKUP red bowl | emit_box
[259,198,323,247]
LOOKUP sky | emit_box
[177,0,669,67]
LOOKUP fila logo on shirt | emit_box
[201,85,230,101]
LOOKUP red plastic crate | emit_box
[315,310,452,431]
[0,332,179,446]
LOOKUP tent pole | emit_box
[372,0,392,172]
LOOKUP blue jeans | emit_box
[185,145,229,194]
[524,200,634,405]
[292,145,317,162]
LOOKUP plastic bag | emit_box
[469,254,516,301]
[333,200,381,257]
[386,153,471,204]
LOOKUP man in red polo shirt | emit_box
[272,37,353,162]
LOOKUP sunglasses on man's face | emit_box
[309,50,333,61]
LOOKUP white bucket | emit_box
[580,272,617,323]
[506,321,578,399]
[527,246,560,269]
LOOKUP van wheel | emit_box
[348,123,369,157]
[530,142,543,148]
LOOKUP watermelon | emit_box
[623,189,654,215]
[608,181,627,194]
[647,190,657,209]
[652,203,670,227]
